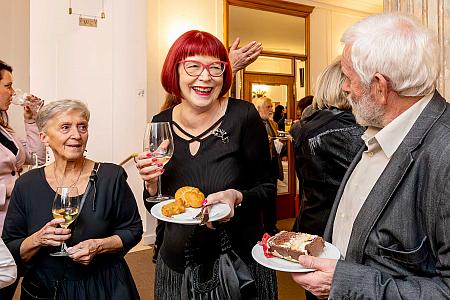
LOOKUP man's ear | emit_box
[373,73,389,105]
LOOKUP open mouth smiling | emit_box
[192,86,213,95]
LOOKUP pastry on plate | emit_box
[161,198,186,217]
[174,186,205,208]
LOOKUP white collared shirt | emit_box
[332,93,433,258]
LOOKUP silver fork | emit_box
[194,205,207,220]
[194,200,209,220]
[199,206,210,226]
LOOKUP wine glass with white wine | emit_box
[50,186,80,257]
[143,122,174,202]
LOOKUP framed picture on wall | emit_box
[299,67,305,88]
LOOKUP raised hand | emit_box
[23,94,43,121]
[229,37,262,75]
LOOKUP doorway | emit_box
[225,0,313,219]
[243,73,296,219]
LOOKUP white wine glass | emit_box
[143,122,174,203]
[50,186,80,257]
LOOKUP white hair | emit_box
[252,96,272,111]
[341,13,440,96]
[37,99,90,132]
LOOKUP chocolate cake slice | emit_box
[266,231,325,262]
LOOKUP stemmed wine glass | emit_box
[143,122,174,202]
[50,187,80,257]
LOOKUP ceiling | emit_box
[312,0,383,14]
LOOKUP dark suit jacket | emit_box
[324,91,450,299]
[267,119,283,181]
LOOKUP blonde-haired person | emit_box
[252,96,281,235]
[312,57,351,111]
[291,57,364,243]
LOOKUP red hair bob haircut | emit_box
[160,30,232,109]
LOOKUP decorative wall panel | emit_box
[385,0,450,100]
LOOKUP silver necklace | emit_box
[54,158,85,187]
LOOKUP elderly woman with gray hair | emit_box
[2,99,143,299]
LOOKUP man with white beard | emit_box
[291,13,450,299]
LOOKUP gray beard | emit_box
[348,90,385,128]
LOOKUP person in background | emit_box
[135,30,277,299]
[0,60,46,233]
[289,95,314,139]
[292,13,450,299]
[300,104,314,121]
[295,96,313,123]
[0,59,45,299]
[273,104,285,128]
[291,58,364,239]
[3,99,143,299]
[253,96,282,235]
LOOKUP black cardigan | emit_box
[144,98,275,272]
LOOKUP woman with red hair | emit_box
[135,30,277,299]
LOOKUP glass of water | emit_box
[12,89,44,112]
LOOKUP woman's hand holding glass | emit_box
[32,219,71,248]
[140,122,174,202]
[13,89,44,120]
[135,140,170,198]
[50,187,80,256]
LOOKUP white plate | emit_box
[252,242,341,272]
[150,200,231,224]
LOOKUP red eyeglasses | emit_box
[179,60,228,77]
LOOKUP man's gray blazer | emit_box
[324,91,450,299]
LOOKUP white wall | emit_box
[147,0,224,115]
[309,7,369,89]
[289,0,375,90]
[28,0,148,236]
[0,0,30,136]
